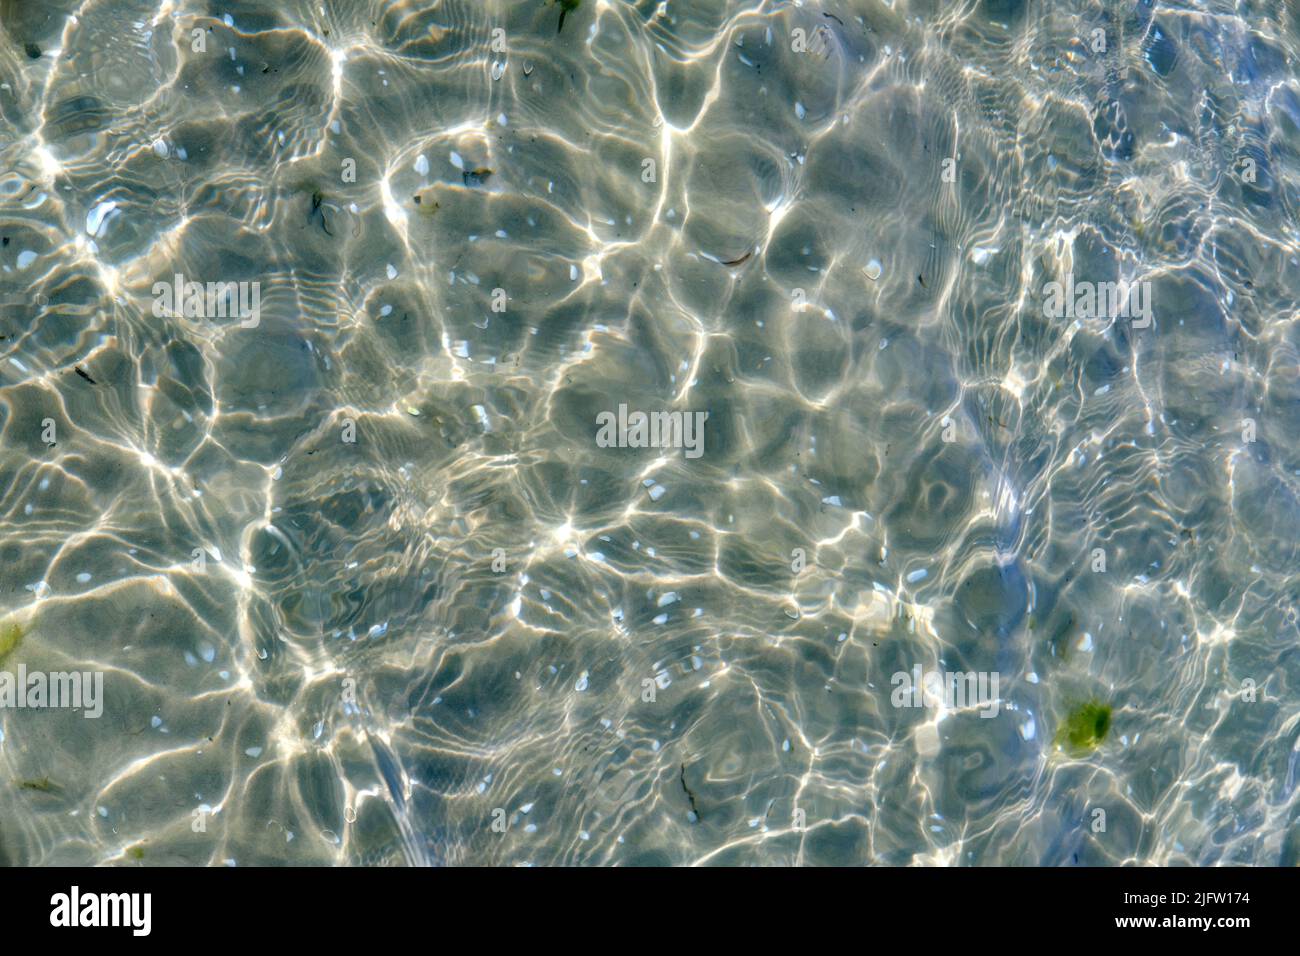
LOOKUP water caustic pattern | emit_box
[0,0,1298,867]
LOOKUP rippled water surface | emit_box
[2,0,1300,866]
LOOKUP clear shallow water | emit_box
[0,0,1299,866]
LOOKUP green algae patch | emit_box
[0,619,24,665]
[1053,701,1112,756]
